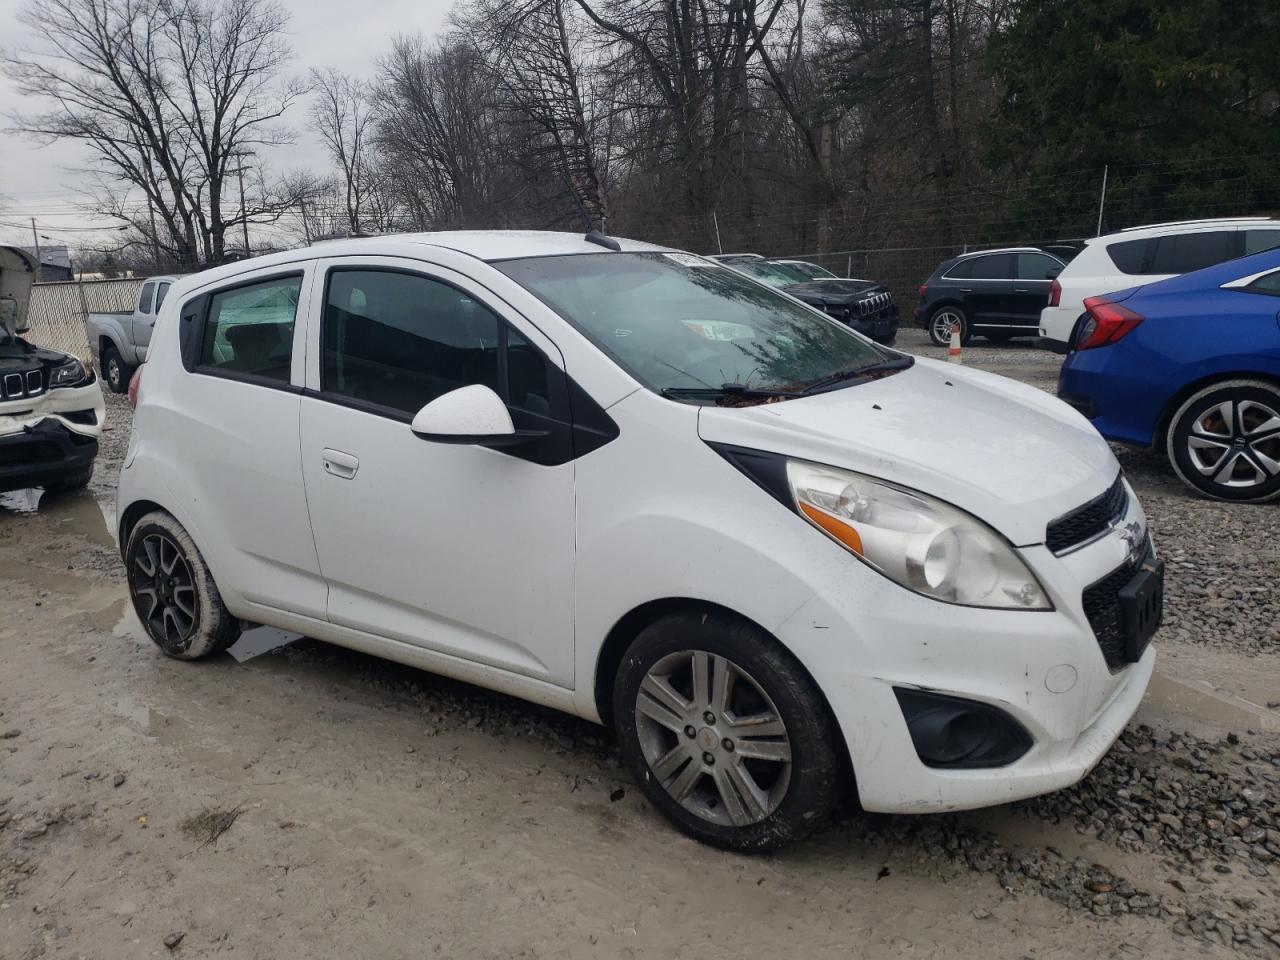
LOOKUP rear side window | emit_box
[941,258,972,279]
[322,269,551,417]
[199,275,301,383]
[1109,231,1239,275]
[1244,229,1280,255]
[1106,238,1151,274]
[155,282,171,310]
[965,254,1012,280]
[138,282,155,314]
[1016,253,1062,280]
[1246,271,1280,296]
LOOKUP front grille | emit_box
[1,368,43,401]
[1082,544,1150,671]
[855,292,894,317]
[1046,474,1127,554]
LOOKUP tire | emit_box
[101,344,132,394]
[613,611,845,852]
[927,306,970,347]
[1166,379,1280,503]
[42,464,93,494]
[125,511,240,659]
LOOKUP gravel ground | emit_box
[1,331,1277,958]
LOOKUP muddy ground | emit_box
[1,329,1278,959]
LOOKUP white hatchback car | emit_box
[1039,217,1280,350]
[118,231,1162,850]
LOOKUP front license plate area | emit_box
[1118,559,1164,663]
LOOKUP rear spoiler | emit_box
[0,245,39,338]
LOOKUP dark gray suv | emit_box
[915,247,1067,346]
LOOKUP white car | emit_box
[1039,217,1280,350]
[118,231,1161,850]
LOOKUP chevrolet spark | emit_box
[118,231,1162,851]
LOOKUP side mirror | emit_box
[410,384,547,447]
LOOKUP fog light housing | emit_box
[893,688,1032,768]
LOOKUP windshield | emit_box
[783,261,836,280]
[725,259,812,288]
[495,252,891,399]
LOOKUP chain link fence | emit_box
[22,278,144,362]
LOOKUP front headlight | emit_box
[50,358,89,388]
[786,460,1051,609]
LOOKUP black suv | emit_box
[721,257,899,344]
[915,248,1066,346]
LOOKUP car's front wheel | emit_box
[613,612,845,852]
[927,306,969,347]
[125,511,240,658]
[1166,379,1280,502]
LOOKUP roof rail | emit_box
[1118,217,1274,232]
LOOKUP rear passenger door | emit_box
[297,258,577,688]
[1011,253,1064,329]
[167,264,328,619]
[953,253,1013,326]
[132,281,156,359]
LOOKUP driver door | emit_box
[297,257,578,687]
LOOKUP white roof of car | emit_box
[164,231,678,300]
[1081,217,1280,245]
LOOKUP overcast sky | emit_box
[0,0,453,250]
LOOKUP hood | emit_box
[0,338,72,366]
[0,246,38,341]
[697,356,1118,546]
[783,279,883,305]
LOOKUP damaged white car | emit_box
[0,246,105,495]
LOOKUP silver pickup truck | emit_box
[86,275,178,392]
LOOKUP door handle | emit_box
[321,448,359,479]
[959,287,974,293]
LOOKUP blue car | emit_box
[1058,248,1280,502]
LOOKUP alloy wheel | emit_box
[1185,398,1280,489]
[106,355,122,391]
[931,310,962,345]
[634,650,792,828]
[131,533,199,649]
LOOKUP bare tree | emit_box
[310,68,378,234]
[571,0,789,215]
[4,0,305,268]
[459,0,611,229]
[373,35,522,229]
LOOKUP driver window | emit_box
[322,269,549,417]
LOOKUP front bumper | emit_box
[779,485,1157,813]
[0,380,105,493]
[848,306,899,342]
[0,418,99,493]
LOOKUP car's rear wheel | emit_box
[1166,380,1280,503]
[101,344,131,394]
[927,306,970,347]
[613,612,845,852]
[125,511,240,658]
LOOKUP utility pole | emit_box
[299,197,312,245]
[237,165,251,256]
[30,218,42,282]
[1096,165,1109,237]
[146,197,162,272]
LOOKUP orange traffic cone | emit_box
[947,322,962,364]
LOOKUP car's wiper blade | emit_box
[798,354,914,395]
[660,383,797,401]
